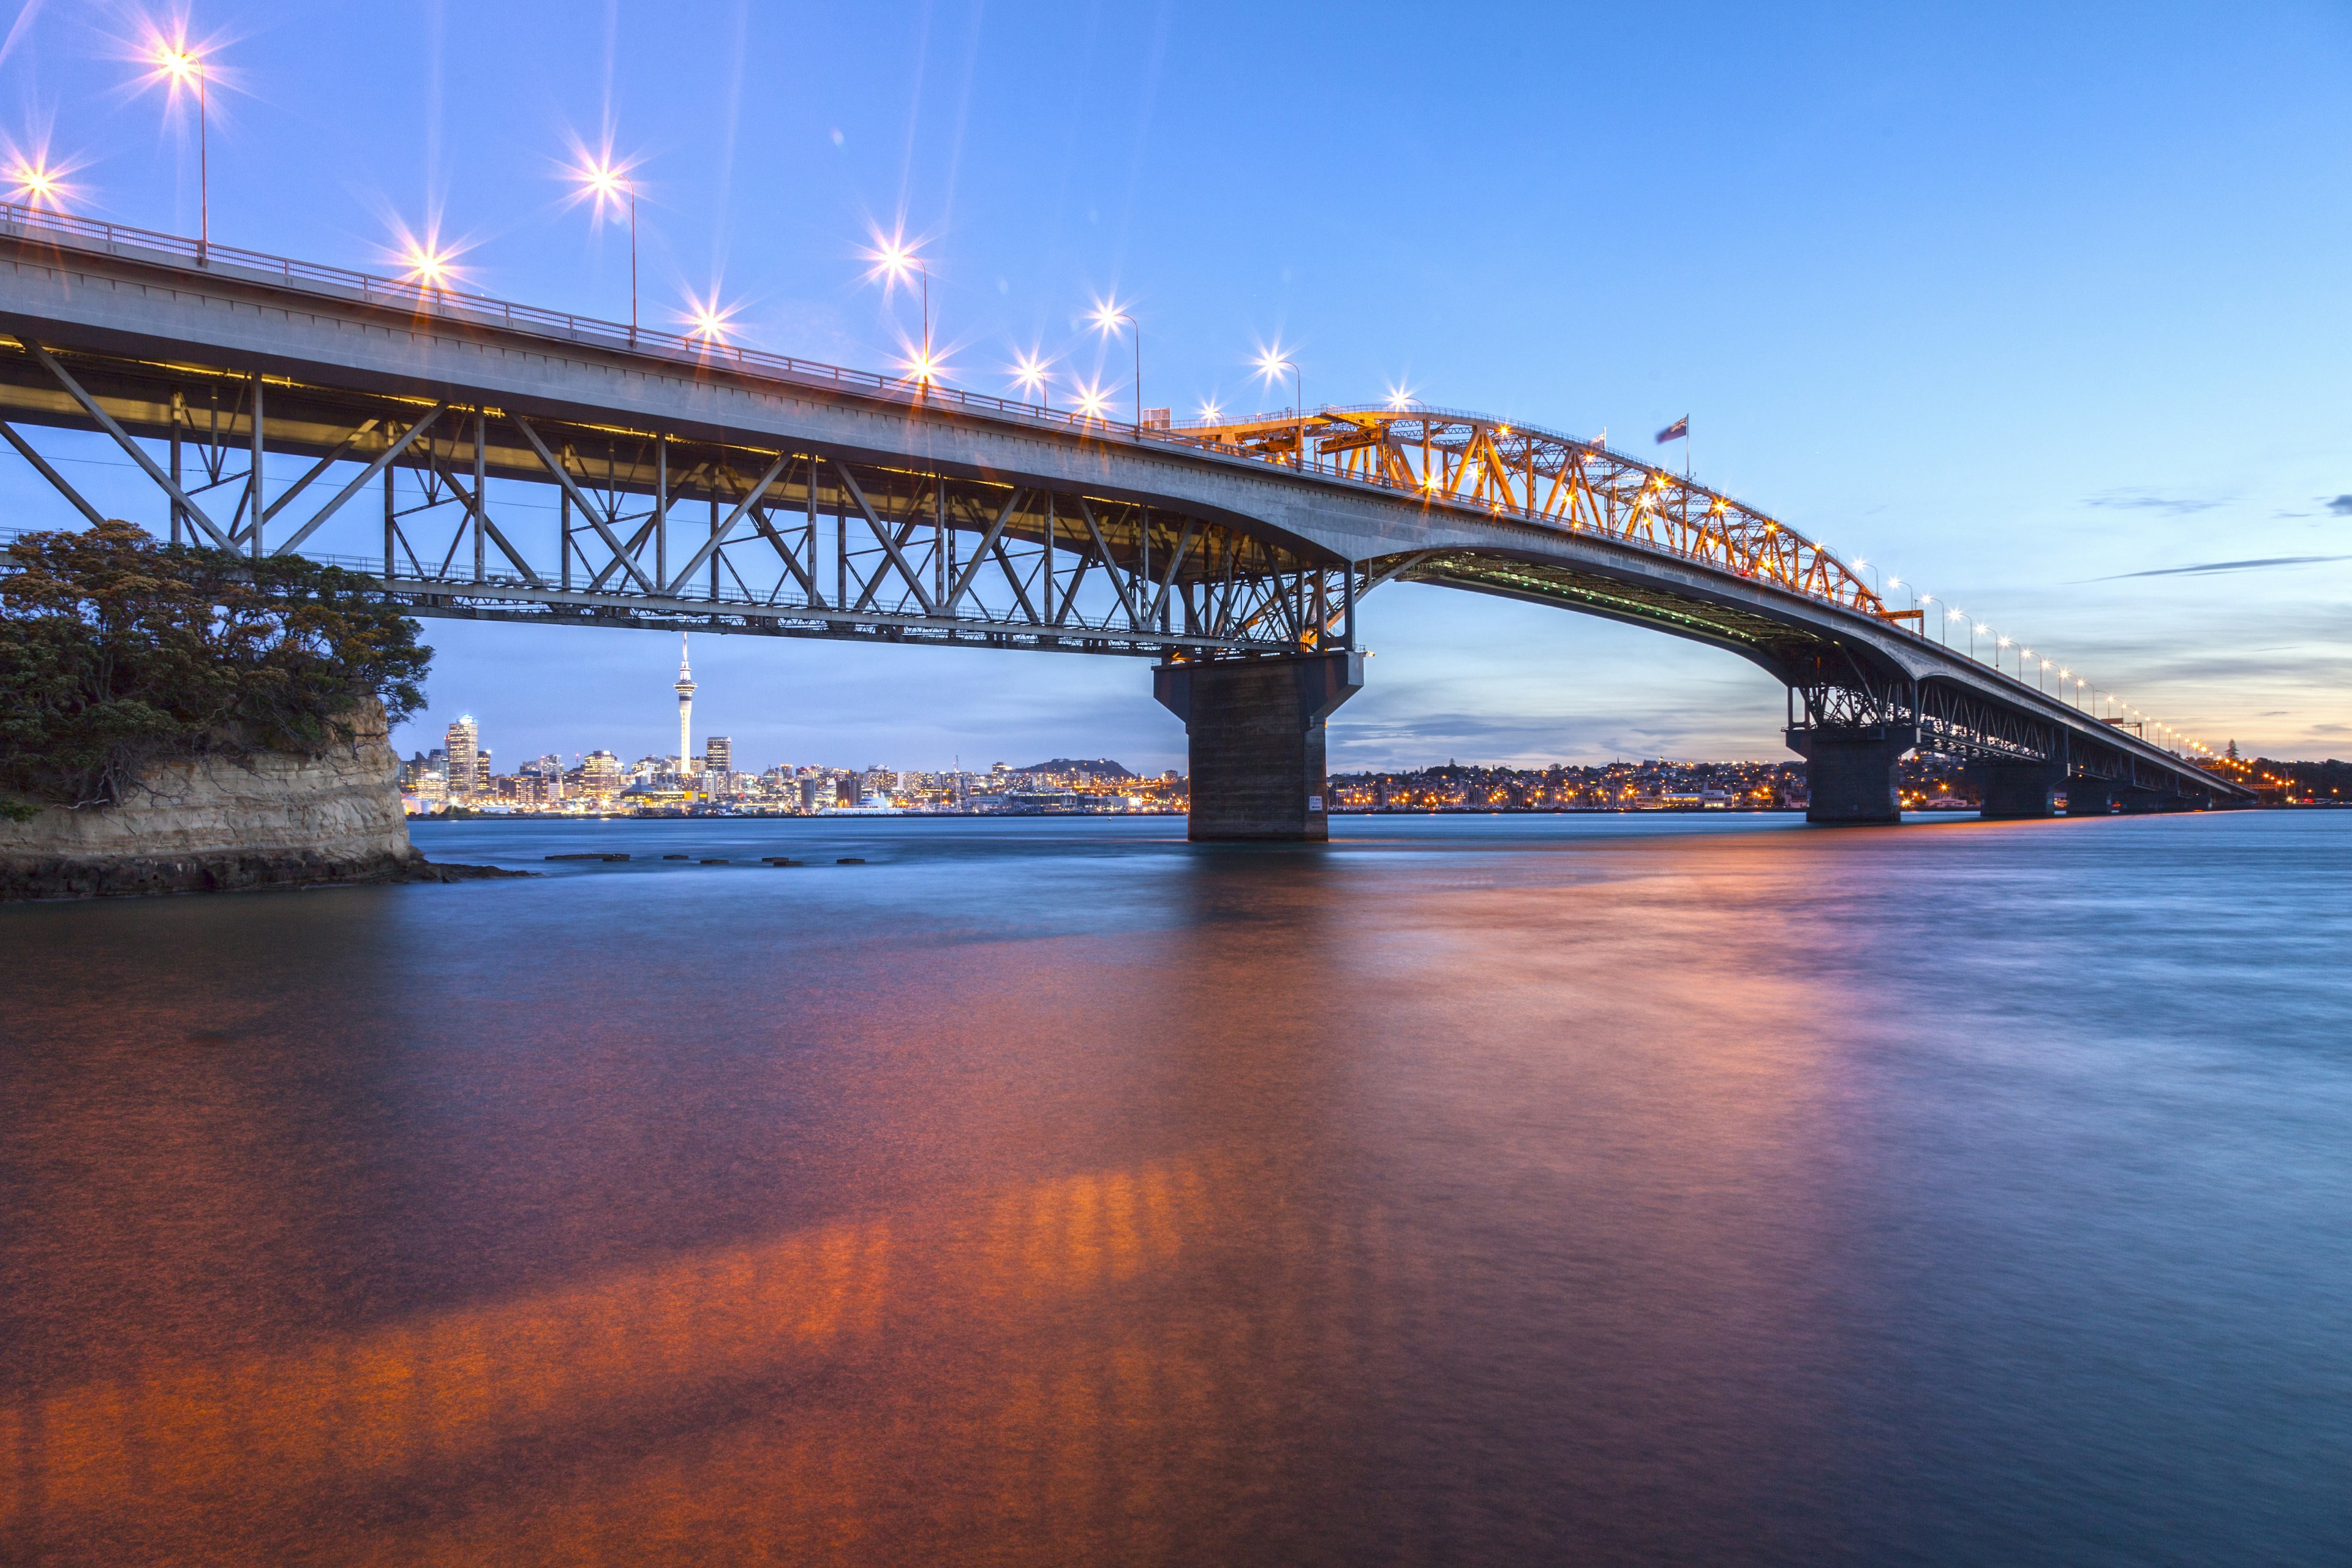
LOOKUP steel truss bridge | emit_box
[0,205,2248,823]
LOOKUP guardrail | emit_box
[0,210,2217,766]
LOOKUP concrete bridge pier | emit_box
[2117,785,2190,814]
[2064,776,2114,815]
[1785,724,1917,825]
[1972,760,2065,820]
[1155,652,1364,842]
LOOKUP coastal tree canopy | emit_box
[0,521,431,817]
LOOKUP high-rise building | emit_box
[475,748,493,796]
[513,755,564,807]
[580,750,622,801]
[674,635,696,780]
[445,717,479,800]
[705,736,731,777]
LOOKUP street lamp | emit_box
[1011,353,1052,409]
[1256,346,1302,467]
[576,159,639,345]
[7,158,66,213]
[1091,299,1142,432]
[871,236,934,387]
[153,42,209,264]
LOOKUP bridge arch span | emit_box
[0,205,2250,832]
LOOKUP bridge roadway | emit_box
[0,206,2250,837]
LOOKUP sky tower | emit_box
[674,633,696,776]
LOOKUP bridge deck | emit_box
[0,205,2248,805]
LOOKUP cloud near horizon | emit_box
[2095,554,2352,580]
[2085,489,2224,514]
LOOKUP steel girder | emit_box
[0,339,1345,658]
[1182,404,1902,624]
[0,208,2251,804]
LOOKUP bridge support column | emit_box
[1155,652,1363,842]
[1785,724,1915,825]
[1971,760,2065,820]
[2064,776,2114,816]
[2114,786,2185,814]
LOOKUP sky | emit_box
[2,1,2347,772]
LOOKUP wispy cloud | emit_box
[2328,495,2352,516]
[2085,489,2223,514]
[2095,554,2352,580]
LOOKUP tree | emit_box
[0,521,431,818]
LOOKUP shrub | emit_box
[0,521,431,818]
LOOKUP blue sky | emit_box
[4,1,2348,771]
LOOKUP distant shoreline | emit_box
[409,805,1835,824]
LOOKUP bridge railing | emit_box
[0,203,1862,604]
[0,202,1887,617]
[0,206,2210,761]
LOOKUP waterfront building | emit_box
[579,750,622,802]
[445,717,479,801]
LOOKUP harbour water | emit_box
[4,811,2348,1565]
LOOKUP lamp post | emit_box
[154,44,209,264]
[8,161,64,213]
[1091,301,1140,433]
[872,238,936,386]
[1256,348,1302,467]
[1012,355,1052,410]
[579,160,638,345]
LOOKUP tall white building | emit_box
[674,635,697,779]
[445,716,479,801]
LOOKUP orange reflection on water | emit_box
[2,1153,1311,1561]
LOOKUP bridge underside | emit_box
[0,342,1354,660]
[0,262,2247,835]
[1381,550,2241,823]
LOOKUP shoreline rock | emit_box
[0,850,529,901]
[0,701,524,902]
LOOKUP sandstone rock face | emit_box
[0,701,424,900]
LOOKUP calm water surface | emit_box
[3,811,2348,1566]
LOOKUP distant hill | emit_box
[1012,758,1133,778]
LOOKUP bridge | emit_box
[0,204,2252,837]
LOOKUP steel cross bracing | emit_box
[1181,404,1902,624]
[1778,658,2223,802]
[0,341,1354,658]
[0,208,2248,804]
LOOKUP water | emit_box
[4,811,2348,1566]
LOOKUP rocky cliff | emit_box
[0,701,428,900]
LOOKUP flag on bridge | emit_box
[1655,417,1689,444]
